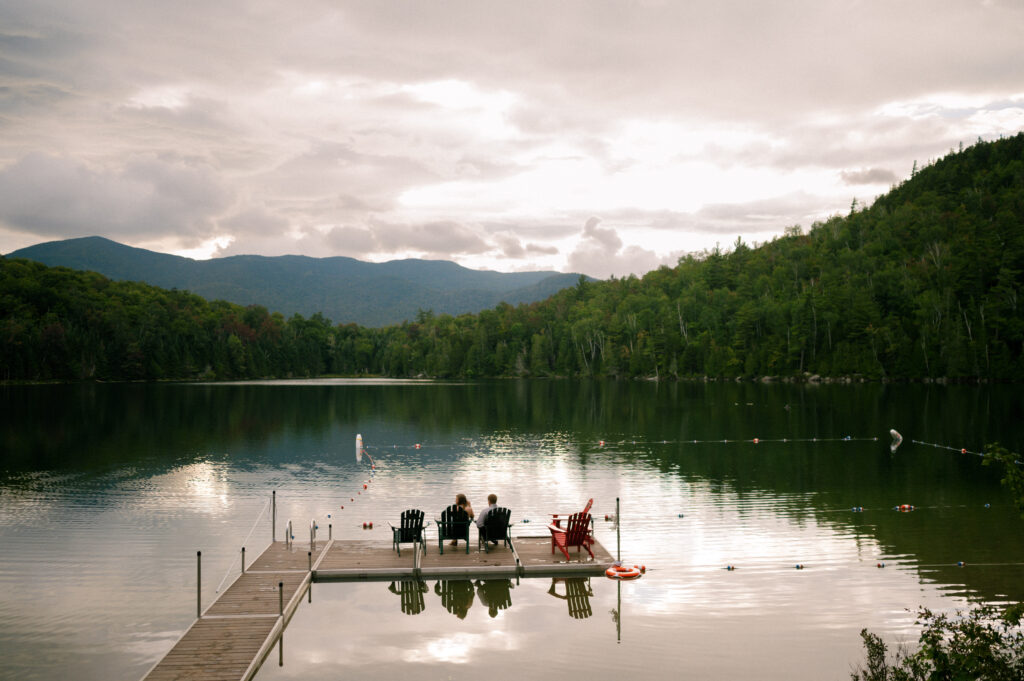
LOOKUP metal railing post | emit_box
[278,581,283,617]
[197,550,202,618]
[329,523,332,540]
[616,497,621,563]
[272,491,276,543]
[241,546,246,574]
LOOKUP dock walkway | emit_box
[142,535,615,681]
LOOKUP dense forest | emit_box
[2,134,1023,382]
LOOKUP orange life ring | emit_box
[605,565,642,580]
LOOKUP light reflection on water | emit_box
[1,381,1022,681]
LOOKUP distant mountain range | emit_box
[6,236,589,327]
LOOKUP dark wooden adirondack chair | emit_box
[548,509,594,561]
[477,506,512,553]
[436,504,470,554]
[389,508,426,556]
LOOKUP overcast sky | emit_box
[1,1,1022,278]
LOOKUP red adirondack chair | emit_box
[548,499,595,561]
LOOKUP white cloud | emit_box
[566,217,672,279]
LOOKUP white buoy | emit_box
[889,429,903,453]
[356,433,363,463]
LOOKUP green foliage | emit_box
[984,443,1024,518]
[0,259,349,381]
[3,134,1024,382]
[851,607,1024,681]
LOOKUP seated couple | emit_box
[449,493,500,547]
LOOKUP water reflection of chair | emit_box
[478,506,512,553]
[388,580,428,615]
[390,508,426,557]
[547,577,594,619]
[473,578,513,617]
[434,579,475,619]
[436,504,471,554]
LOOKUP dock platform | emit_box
[142,535,615,680]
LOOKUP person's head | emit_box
[456,493,468,506]
[487,494,497,505]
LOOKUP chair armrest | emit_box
[547,523,566,535]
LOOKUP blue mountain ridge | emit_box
[7,236,591,327]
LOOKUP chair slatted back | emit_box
[438,505,469,540]
[396,509,424,543]
[483,507,511,542]
[564,512,592,546]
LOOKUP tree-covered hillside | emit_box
[7,236,586,327]
[2,134,1022,382]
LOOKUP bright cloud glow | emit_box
[126,86,192,111]
[169,235,236,260]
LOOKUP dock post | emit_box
[196,551,202,619]
[278,581,285,667]
[308,551,312,571]
[241,546,246,574]
[329,523,332,540]
[616,497,621,563]
[272,491,276,543]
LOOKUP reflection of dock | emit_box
[142,536,615,680]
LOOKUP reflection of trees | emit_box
[387,580,428,616]
[547,578,593,619]
[473,579,513,617]
[5,380,1024,604]
[433,579,475,619]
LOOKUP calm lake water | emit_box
[1,379,1023,681]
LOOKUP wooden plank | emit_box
[419,541,516,568]
[513,536,615,576]
[143,617,276,681]
[246,541,327,572]
[315,540,416,571]
[206,572,307,617]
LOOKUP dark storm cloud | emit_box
[0,153,231,239]
[840,168,899,186]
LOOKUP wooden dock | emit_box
[142,535,615,681]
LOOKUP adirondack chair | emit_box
[547,577,594,619]
[388,579,427,615]
[477,506,512,553]
[548,506,594,561]
[389,508,426,556]
[436,504,471,554]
